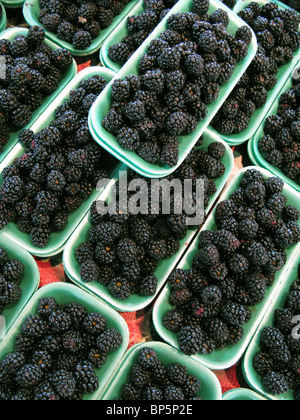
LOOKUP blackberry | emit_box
[166,363,187,387]
[117,127,140,151]
[80,260,101,283]
[82,313,107,336]
[102,109,124,135]
[108,277,131,300]
[48,370,76,398]
[2,260,24,283]
[142,69,165,94]
[139,275,158,296]
[164,385,184,400]
[253,352,274,376]
[220,302,250,327]
[165,111,189,136]
[162,309,184,333]
[124,100,146,123]
[1,176,24,204]
[165,70,186,92]
[204,318,230,349]
[137,347,159,370]
[16,364,43,389]
[74,362,99,394]
[185,53,204,77]
[72,31,92,50]
[179,325,203,356]
[192,0,210,15]
[262,371,290,395]
[48,310,72,334]
[198,30,218,53]
[146,239,167,261]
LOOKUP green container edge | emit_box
[242,248,300,401]
[1,0,23,8]
[101,341,223,400]
[0,3,7,32]
[0,27,78,165]
[89,0,257,179]
[63,130,234,313]
[152,165,300,371]
[0,282,130,400]
[23,0,140,57]
[209,0,300,146]
[0,66,120,258]
[248,58,300,194]
[222,388,267,401]
[0,234,40,341]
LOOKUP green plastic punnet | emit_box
[0,66,119,258]
[89,0,257,179]
[0,3,7,32]
[0,282,130,400]
[210,0,300,147]
[101,341,222,400]
[243,249,300,401]
[0,27,77,164]
[1,0,23,8]
[23,0,140,57]
[249,59,300,193]
[222,389,267,401]
[63,129,234,313]
[153,166,300,371]
[0,234,40,341]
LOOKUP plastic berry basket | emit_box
[242,248,300,401]
[0,3,7,33]
[0,282,130,400]
[152,166,300,371]
[63,129,234,313]
[222,388,267,401]
[23,0,140,57]
[0,27,77,165]
[209,0,300,147]
[100,0,148,73]
[89,0,257,179]
[0,66,120,258]
[0,233,40,341]
[1,0,23,8]
[101,341,222,400]
[248,59,300,193]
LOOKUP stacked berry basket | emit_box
[0,0,299,402]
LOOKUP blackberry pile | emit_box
[38,0,132,50]
[0,248,24,314]
[253,265,300,399]
[258,77,300,185]
[0,75,118,248]
[76,138,226,301]
[120,346,202,400]
[0,26,73,155]
[108,0,178,66]
[0,296,123,400]
[212,2,300,136]
[162,168,300,356]
[102,0,250,167]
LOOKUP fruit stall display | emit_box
[0,0,299,401]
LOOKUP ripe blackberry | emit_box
[220,302,250,327]
[2,259,24,283]
[179,325,203,356]
[198,30,218,53]
[48,309,72,334]
[108,277,131,300]
[139,275,158,297]
[74,362,99,394]
[16,364,43,389]
[117,127,140,151]
[0,279,22,306]
[204,318,230,349]
[162,309,184,333]
[137,347,159,370]
[262,371,290,395]
[142,69,165,94]
[80,260,101,283]
[49,370,76,398]
[192,0,210,15]
[166,363,187,386]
